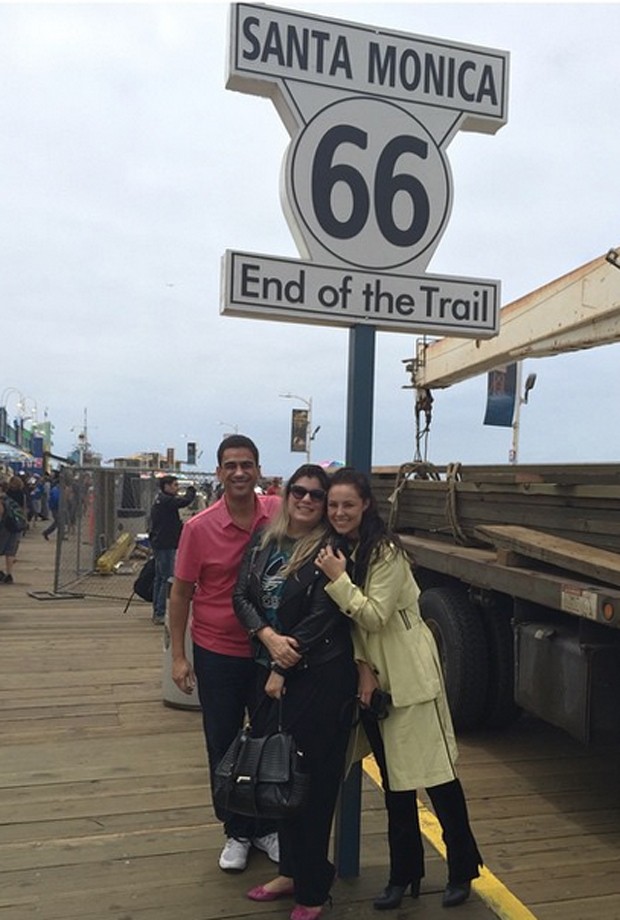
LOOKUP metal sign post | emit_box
[347,325,375,473]
[221,1,510,875]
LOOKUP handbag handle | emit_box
[276,695,285,733]
[246,694,269,731]
[246,690,287,732]
[247,692,288,733]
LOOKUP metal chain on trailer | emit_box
[445,461,471,545]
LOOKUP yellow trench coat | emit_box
[325,544,459,792]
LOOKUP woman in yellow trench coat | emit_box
[315,468,482,911]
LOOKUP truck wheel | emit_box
[419,586,489,732]
[480,605,521,730]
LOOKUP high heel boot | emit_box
[373,880,421,910]
[442,881,471,908]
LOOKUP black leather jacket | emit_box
[233,533,353,671]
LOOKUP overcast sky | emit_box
[2,2,619,476]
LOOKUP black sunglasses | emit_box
[289,484,326,502]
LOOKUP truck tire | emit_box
[480,605,521,730]
[419,586,489,732]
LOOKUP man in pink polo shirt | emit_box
[169,435,281,872]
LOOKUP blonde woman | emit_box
[233,464,356,920]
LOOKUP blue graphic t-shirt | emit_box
[256,538,295,667]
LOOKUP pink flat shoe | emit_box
[290,906,325,920]
[247,884,295,902]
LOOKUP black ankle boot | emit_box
[373,880,420,911]
[442,881,471,908]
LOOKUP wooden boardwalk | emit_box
[3,532,620,919]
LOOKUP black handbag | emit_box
[367,688,392,721]
[353,688,392,727]
[212,697,310,820]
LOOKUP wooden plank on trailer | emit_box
[401,534,620,626]
[384,478,620,552]
[475,525,620,588]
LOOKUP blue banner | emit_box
[32,435,44,459]
[484,363,517,427]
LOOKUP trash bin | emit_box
[162,607,201,711]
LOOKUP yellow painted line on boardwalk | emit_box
[362,756,538,920]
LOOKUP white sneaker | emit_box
[219,836,251,871]
[252,832,280,863]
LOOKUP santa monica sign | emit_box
[221,3,509,336]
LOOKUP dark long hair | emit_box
[328,467,403,586]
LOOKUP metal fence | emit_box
[53,467,210,601]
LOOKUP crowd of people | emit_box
[0,470,60,584]
[168,434,483,920]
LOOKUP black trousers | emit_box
[362,713,482,886]
[257,655,357,906]
[193,644,276,840]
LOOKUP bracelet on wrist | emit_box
[248,625,266,638]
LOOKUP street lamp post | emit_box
[279,393,320,463]
[19,396,38,423]
[0,389,37,452]
[510,366,537,464]
[0,389,24,445]
[0,387,25,415]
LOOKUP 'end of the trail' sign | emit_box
[221,3,509,338]
[222,250,499,338]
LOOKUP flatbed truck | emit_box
[370,248,620,744]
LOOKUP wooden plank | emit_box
[401,534,620,626]
[373,462,620,486]
[383,476,620,553]
[475,524,620,587]
[8,530,620,920]
[533,894,620,920]
[0,770,206,808]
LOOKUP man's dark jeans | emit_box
[152,548,176,620]
[192,644,276,840]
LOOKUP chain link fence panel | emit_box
[53,467,211,601]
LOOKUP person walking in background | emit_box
[169,435,281,872]
[42,475,61,541]
[0,491,8,581]
[148,475,196,626]
[19,473,34,528]
[316,468,483,911]
[29,476,45,526]
[0,476,28,584]
[40,473,51,521]
[6,475,28,524]
[0,490,22,584]
[233,464,356,920]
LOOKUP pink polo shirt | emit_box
[175,493,281,656]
